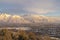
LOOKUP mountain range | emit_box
[0,13,60,27]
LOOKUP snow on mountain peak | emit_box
[0,13,59,25]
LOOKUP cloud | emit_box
[0,0,30,5]
[23,8,54,14]
[0,0,60,14]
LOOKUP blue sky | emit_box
[0,0,60,16]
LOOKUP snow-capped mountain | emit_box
[23,14,48,23]
[0,13,60,27]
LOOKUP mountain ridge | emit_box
[0,13,60,27]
